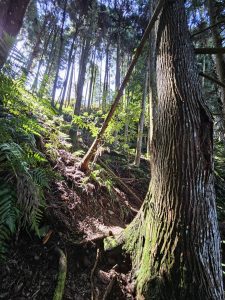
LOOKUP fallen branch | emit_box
[53,247,67,300]
[91,248,100,300]
[98,158,143,206]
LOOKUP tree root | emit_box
[53,247,67,300]
[104,233,125,252]
[102,274,117,300]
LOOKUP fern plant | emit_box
[0,73,56,260]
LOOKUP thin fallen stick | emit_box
[91,248,100,300]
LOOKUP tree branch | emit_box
[199,72,225,89]
[195,47,225,54]
[191,20,225,38]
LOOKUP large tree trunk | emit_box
[123,1,224,299]
[0,0,30,68]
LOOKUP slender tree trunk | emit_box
[59,31,77,112]
[87,50,96,111]
[99,57,103,108]
[115,34,121,90]
[0,0,30,68]
[51,0,67,107]
[90,64,97,109]
[66,55,75,107]
[32,24,54,91]
[25,15,49,77]
[123,1,224,298]
[148,18,157,156]
[208,0,225,141]
[124,89,131,144]
[74,37,91,115]
[134,63,149,167]
[102,42,110,113]
[38,26,59,97]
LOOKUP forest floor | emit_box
[0,124,150,300]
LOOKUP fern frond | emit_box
[0,225,11,259]
[31,168,49,188]
[31,206,44,237]
[0,183,18,227]
[0,183,18,260]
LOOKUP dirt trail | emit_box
[0,143,150,299]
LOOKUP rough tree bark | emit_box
[0,0,30,68]
[122,0,224,299]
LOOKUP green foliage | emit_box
[0,73,56,260]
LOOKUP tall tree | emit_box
[134,61,148,167]
[74,36,91,115]
[25,12,50,77]
[59,30,77,112]
[121,0,224,298]
[51,0,67,107]
[0,0,30,68]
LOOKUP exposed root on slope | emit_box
[53,247,67,300]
